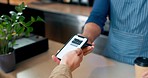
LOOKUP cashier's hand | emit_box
[82,42,94,56]
[78,34,95,56]
[142,71,148,78]
[52,48,83,71]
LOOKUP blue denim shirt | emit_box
[86,0,148,65]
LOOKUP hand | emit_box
[79,34,95,56]
[60,48,83,71]
[52,48,83,71]
[52,54,60,64]
[82,42,94,56]
[77,34,95,56]
[80,23,101,55]
[142,71,148,78]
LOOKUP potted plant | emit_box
[0,2,44,73]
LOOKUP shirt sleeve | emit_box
[85,0,110,32]
[49,64,72,78]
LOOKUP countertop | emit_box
[0,0,92,16]
[7,40,135,78]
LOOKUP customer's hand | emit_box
[60,48,83,71]
[142,71,148,78]
[52,54,60,64]
[52,48,83,71]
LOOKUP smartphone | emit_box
[56,35,89,60]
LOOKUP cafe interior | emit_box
[0,0,141,78]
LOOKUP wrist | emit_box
[60,62,73,72]
[82,23,101,43]
[81,33,94,43]
[58,64,72,72]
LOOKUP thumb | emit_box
[52,55,60,64]
[75,48,83,56]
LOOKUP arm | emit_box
[82,0,109,55]
[83,0,110,42]
[83,23,101,43]
[48,64,72,78]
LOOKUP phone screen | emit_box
[56,35,88,60]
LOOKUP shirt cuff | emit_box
[49,64,72,78]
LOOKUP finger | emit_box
[56,50,60,53]
[75,48,83,56]
[52,55,60,64]
[74,49,83,59]
[142,72,148,78]
[142,76,148,78]
[92,42,95,46]
[79,49,84,57]
[77,34,82,36]
[79,51,83,57]
[83,46,94,56]
[77,49,84,59]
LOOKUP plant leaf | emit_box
[3,15,11,21]
[0,24,3,29]
[7,34,12,40]
[11,40,16,47]
[31,16,35,22]
[19,16,25,22]
[27,27,33,32]
[17,27,25,34]
[25,21,33,27]
[9,11,16,16]
[36,16,44,22]
[6,22,11,31]
[2,22,7,25]
[0,30,3,36]
[24,27,33,37]
[15,2,26,12]
[25,31,30,37]
[14,24,20,32]
[11,13,17,22]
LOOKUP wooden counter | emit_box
[7,40,135,78]
[29,3,92,16]
[0,0,92,16]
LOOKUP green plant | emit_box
[0,2,44,54]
